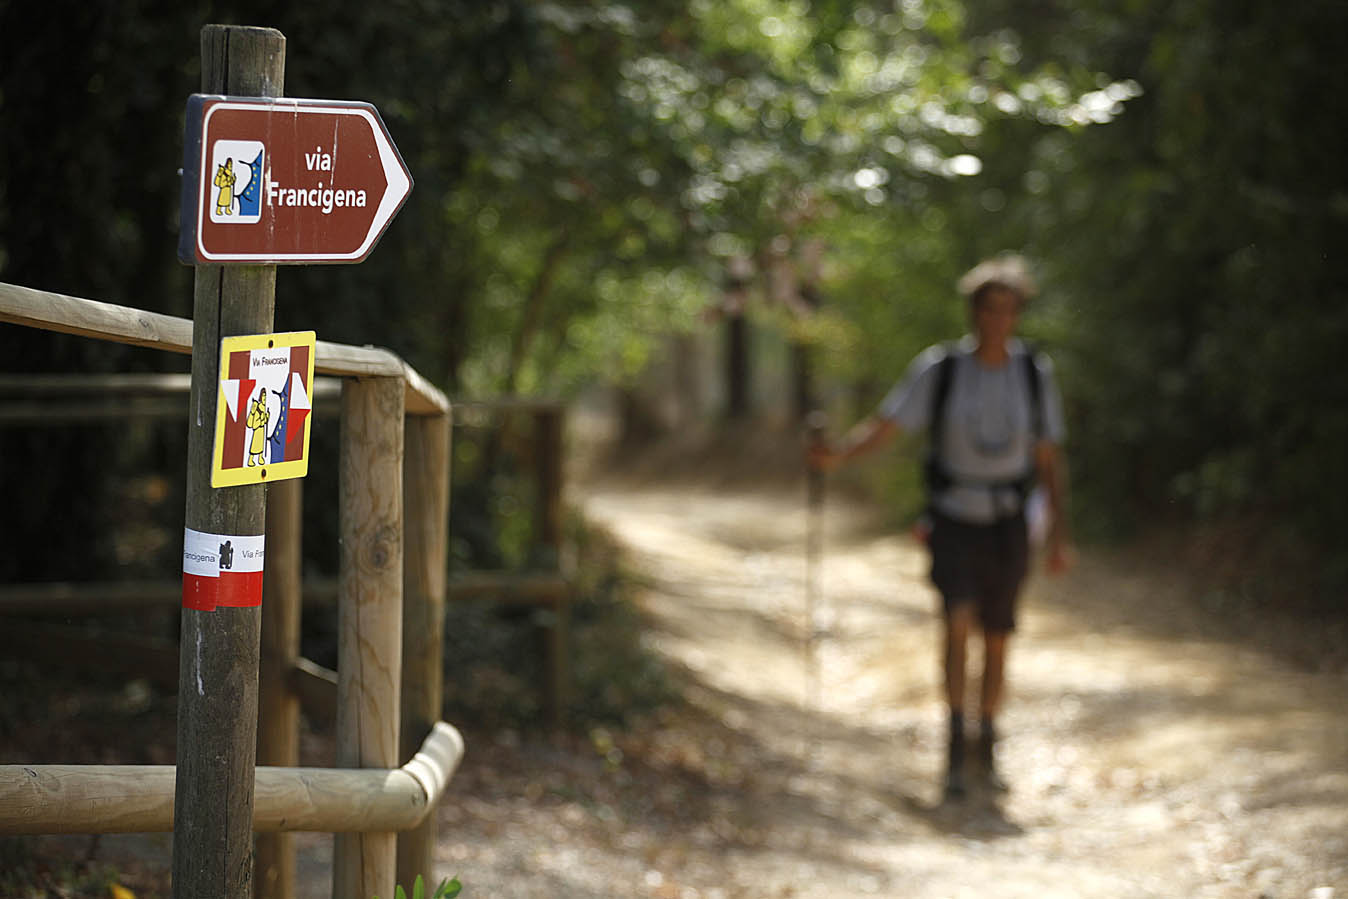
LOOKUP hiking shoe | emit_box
[976,723,1008,793]
[978,759,1009,794]
[944,764,968,800]
[944,715,967,800]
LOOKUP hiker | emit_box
[808,254,1072,798]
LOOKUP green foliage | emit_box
[0,837,133,898]
[1004,1,1348,558]
[376,874,462,899]
[3,0,1342,597]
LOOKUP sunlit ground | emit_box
[9,472,1344,898]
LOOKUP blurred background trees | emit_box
[2,0,1344,599]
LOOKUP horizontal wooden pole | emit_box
[447,571,570,604]
[449,397,564,415]
[0,282,448,416]
[0,574,576,613]
[0,623,337,723]
[0,581,184,614]
[0,579,340,614]
[0,398,192,425]
[0,722,463,836]
[0,374,342,426]
[397,361,450,418]
[0,373,194,395]
[0,281,193,353]
[289,655,339,723]
[0,624,181,690]
[0,373,344,398]
[0,574,574,612]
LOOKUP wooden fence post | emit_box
[533,406,563,569]
[173,24,284,899]
[397,411,451,886]
[334,377,405,899]
[257,478,303,899]
[533,406,569,729]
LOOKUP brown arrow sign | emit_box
[179,95,413,264]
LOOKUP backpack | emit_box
[923,342,1045,507]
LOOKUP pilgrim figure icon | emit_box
[246,388,270,467]
[208,140,265,224]
[214,159,237,216]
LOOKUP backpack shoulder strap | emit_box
[929,342,957,447]
[1021,341,1045,440]
[924,344,958,498]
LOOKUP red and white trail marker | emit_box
[182,528,265,611]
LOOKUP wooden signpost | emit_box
[174,26,284,899]
[173,24,411,899]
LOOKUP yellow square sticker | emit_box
[211,331,317,488]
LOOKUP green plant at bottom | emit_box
[374,874,462,899]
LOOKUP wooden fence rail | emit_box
[0,372,343,424]
[0,282,446,414]
[1,272,455,899]
[0,722,463,835]
[448,401,572,728]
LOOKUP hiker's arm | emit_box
[810,416,899,471]
[1036,440,1073,573]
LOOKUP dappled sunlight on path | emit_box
[561,479,1348,898]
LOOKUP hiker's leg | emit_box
[932,511,976,717]
[973,513,1026,791]
[980,629,1009,720]
[944,602,976,713]
[943,601,976,796]
[976,629,1011,791]
[930,511,983,797]
[976,514,1023,791]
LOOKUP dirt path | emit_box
[20,475,1343,897]
[451,478,1347,898]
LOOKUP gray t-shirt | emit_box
[878,336,1066,524]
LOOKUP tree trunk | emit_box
[725,312,750,421]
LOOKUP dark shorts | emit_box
[929,510,1029,633]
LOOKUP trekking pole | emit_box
[804,411,828,759]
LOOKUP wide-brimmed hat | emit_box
[957,254,1038,303]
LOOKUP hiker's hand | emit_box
[807,442,841,472]
[1046,536,1074,574]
